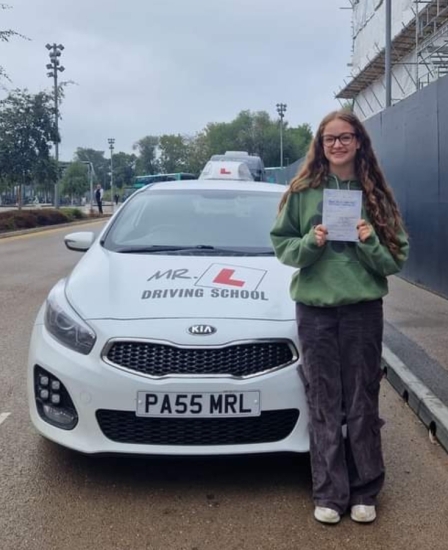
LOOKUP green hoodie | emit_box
[270,175,409,307]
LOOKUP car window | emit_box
[104,189,282,253]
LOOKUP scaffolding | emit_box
[336,0,448,100]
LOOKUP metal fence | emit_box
[364,74,448,297]
[265,158,304,186]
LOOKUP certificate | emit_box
[322,189,362,242]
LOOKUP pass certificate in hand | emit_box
[322,189,363,242]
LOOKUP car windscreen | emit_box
[103,188,282,254]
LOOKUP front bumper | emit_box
[27,315,309,455]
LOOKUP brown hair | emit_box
[279,110,405,259]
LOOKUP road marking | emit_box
[0,221,105,243]
[0,412,11,426]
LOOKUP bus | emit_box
[133,172,197,188]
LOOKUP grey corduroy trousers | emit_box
[296,299,385,514]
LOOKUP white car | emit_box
[199,160,254,181]
[28,180,309,455]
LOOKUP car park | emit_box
[28,179,309,455]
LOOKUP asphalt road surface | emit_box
[1,224,447,550]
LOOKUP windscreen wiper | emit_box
[115,245,275,255]
[115,244,221,253]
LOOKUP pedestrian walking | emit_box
[270,110,409,525]
[95,184,103,214]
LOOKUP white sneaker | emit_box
[314,506,341,524]
[350,505,376,523]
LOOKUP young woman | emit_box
[270,110,409,525]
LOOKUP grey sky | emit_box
[3,0,352,162]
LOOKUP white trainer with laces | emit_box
[351,505,377,523]
[314,506,341,524]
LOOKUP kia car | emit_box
[27,180,309,455]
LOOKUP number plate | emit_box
[136,391,261,418]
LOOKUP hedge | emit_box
[0,208,96,233]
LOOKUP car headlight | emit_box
[44,279,96,355]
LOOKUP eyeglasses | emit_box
[321,133,357,147]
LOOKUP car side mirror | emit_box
[64,231,95,252]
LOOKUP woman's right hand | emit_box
[314,224,328,247]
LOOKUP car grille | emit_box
[105,341,296,378]
[96,409,300,446]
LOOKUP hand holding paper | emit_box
[322,189,363,242]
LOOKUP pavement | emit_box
[382,276,448,453]
[1,215,447,454]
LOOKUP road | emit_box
[0,224,447,550]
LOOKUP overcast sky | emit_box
[2,0,353,161]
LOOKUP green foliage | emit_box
[61,161,89,199]
[0,89,58,197]
[158,134,190,174]
[70,110,313,184]
[74,148,109,188]
[133,136,160,175]
[61,207,84,220]
[112,152,137,188]
[199,111,312,169]
[0,208,84,232]
[129,110,313,177]
[1,4,28,81]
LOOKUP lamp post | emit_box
[276,103,287,168]
[385,0,392,107]
[108,138,115,209]
[46,43,65,209]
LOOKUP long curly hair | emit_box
[279,110,405,259]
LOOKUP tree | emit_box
[184,133,210,176]
[130,111,312,179]
[133,136,159,175]
[0,89,58,207]
[1,4,27,82]
[60,161,89,203]
[111,151,137,189]
[199,110,312,168]
[74,148,109,188]
[158,134,190,174]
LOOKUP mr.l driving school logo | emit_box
[142,263,269,301]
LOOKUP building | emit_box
[337,0,448,119]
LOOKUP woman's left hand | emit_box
[357,219,373,242]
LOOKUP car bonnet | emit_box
[65,248,296,321]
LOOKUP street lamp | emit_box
[108,138,115,208]
[276,103,287,169]
[46,43,65,209]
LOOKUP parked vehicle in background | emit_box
[199,161,254,181]
[209,151,266,181]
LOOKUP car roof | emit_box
[142,180,285,193]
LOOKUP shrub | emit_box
[0,208,87,233]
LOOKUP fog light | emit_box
[34,366,78,430]
[50,394,61,405]
[40,389,50,400]
[42,404,77,427]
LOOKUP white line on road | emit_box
[0,412,11,426]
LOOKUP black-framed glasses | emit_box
[321,132,357,147]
